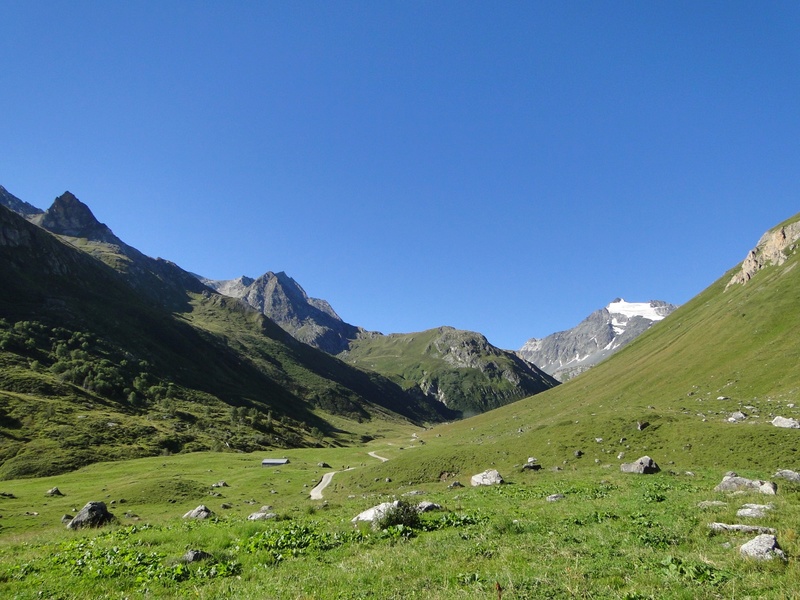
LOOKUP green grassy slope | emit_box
[340,326,558,415]
[0,206,450,478]
[342,213,800,485]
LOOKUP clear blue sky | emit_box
[2,1,799,350]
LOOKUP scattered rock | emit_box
[402,490,425,497]
[67,501,115,530]
[45,487,64,497]
[774,469,800,483]
[182,550,213,563]
[211,481,229,488]
[708,522,776,534]
[247,511,277,521]
[416,501,442,513]
[470,469,504,486]
[522,462,542,471]
[318,462,331,469]
[728,411,747,422]
[737,504,773,518]
[574,450,584,458]
[60,514,74,524]
[636,421,649,431]
[620,456,660,474]
[183,505,214,519]
[546,494,565,502]
[739,534,786,561]
[447,481,464,489]
[771,416,800,429]
[220,503,233,509]
[713,475,777,495]
[0,492,15,499]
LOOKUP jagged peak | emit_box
[31,191,121,244]
[0,184,44,217]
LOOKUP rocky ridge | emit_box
[519,299,677,381]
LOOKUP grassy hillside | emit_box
[338,213,800,485]
[341,327,558,415]
[0,205,449,478]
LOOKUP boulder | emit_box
[416,501,442,513]
[713,475,776,495]
[771,416,800,429]
[182,550,213,563]
[522,463,542,471]
[620,456,660,474]
[351,500,402,525]
[45,487,64,497]
[66,501,115,530]
[318,462,331,468]
[211,481,229,488]
[183,505,214,519]
[470,469,504,487]
[739,534,786,561]
[774,469,800,483]
[247,511,277,521]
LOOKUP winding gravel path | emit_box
[309,451,389,500]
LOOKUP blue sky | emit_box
[2,1,799,350]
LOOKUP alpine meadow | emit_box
[1,184,800,599]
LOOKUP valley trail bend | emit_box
[309,451,389,500]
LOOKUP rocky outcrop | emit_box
[713,474,777,495]
[726,220,800,289]
[519,299,677,381]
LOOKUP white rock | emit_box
[772,416,800,428]
[740,534,786,561]
[470,469,504,486]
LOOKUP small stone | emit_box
[183,550,213,563]
[546,494,565,502]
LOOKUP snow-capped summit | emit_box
[519,299,678,381]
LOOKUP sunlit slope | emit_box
[344,215,800,486]
[341,326,557,415]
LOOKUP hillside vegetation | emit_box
[341,327,557,415]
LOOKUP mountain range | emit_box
[518,298,677,381]
[0,185,556,476]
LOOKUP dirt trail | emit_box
[309,451,389,500]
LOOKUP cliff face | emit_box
[726,219,800,289]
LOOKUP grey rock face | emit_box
[67,501,115,530]
[727,221,800,289]
[519,299,677,381]
[739,534,786,561]
[30,192,121,244]
[620,456,660,474]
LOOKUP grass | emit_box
[1,446,799,598]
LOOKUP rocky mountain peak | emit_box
[31,192,121,244]
[519,298,677,381]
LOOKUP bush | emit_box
[374,501,421,531]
